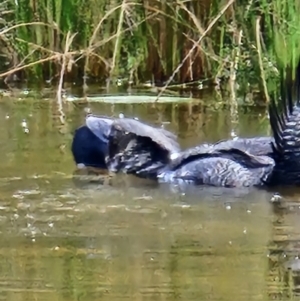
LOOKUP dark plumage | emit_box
[71,116,113,169]
[158,143,275,188]
[71,113,277,187]
[71,114,277,187]
[209,136,274,156]
[168,136,273,169]
[71,114,180,179]
[266,60,300,186]
[106,117,180,179]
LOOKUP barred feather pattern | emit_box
[106,120,179,179]
[159,148,275,187]
[169,136,273,170]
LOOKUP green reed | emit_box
[0,0,299,95]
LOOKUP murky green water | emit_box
[0,91,299,301]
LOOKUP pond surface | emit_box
[0,90,299,301]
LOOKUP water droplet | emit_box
[84,107,91,114]
[271,193,282,203]
[230,130,237,138]
[21,119,27,128]
[77,163,86,169]
[170,152,180,160]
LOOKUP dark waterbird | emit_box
[72,113,276,187]
[71,60,300,188]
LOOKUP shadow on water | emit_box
[0,89,299,301]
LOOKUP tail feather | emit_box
[269,97,284,153]
[270,61,300,152]
[268,59,300,185]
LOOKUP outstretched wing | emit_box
[85,114,114,143]
[111,118,180,153]
[213,136,273,156]
[168,136,273,170]
[106,117,180,179]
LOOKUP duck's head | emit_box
[71,115,113,169]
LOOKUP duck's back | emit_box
[213,137,273,156]
[159,147,275,188]
[168,136,273,170]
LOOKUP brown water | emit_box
[0,92,299,301]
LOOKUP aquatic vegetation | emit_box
[0,0,299,98]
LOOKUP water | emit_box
[0,92,299,301]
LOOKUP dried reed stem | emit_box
[56,31,77,124]
[255,16,269,103]
[0,22,59,36]
[83,3,125,91]
[109,0,126,81]
[155,0,236,101]
[228,27,242,127]
[0,54,75,78]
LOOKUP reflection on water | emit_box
[0,93,298,301]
